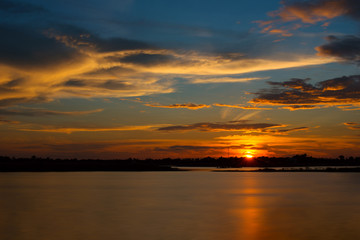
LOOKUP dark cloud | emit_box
[213,103,271,110]
[281,105,321,110]
[157,120,280,132]
[316,35,360,63]
[145,103,211,110]
[63,79,87,87]
[62,79,134,90]
[267,78,316,92]
[95,38,153,52]
[47,25,154,52]
[82,66,136,77]
[155,145,251,152]
[0,96,50,107]
[0,78,26,93]
[99,80,134,90]
[251,75,360,108]
[0,24,83,69]
[0,22,154,70]
[0,0,46,14]
[118,53,176,66]
[267,127,309,134]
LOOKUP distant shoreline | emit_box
[214,167,360,173]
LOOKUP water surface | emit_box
[1,172,360,240]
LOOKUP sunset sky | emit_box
[0,0,359,159]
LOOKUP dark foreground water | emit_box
[1,171,360,240]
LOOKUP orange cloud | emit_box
[257,0,356,36]
[18,124,168,134]
[269,29,293,37]
[344,122,360,130]
[272,0,347,24]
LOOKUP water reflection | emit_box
[229,173,360,240]
[232,175,263,240]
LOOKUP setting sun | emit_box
[245,154,254,159]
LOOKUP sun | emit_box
[244,154,254,159]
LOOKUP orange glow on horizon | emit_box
[245,154,254,159]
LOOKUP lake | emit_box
[1,171,360,240]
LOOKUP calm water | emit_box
[1,172,360,240]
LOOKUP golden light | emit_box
[245,154,254,159]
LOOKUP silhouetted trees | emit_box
[0,154,359,171]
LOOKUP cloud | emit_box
[45,25,154,52]
[0,18,334,109]
[0,119,20,125]
[337,105,360,111]
[213,103,271,110]
[270,0,350,24]
[0,108,103,116]
[0,24,83,69]
[258,0,360,36]
[121,98,211,110]
[110,50,333,75]
[265,126,310,134]
[144,103,211,110]
[188,77,269,84]
[114,53,177,66]
[0,96,50,107]
[251,75,360,109]
[62,79,135,90]
[281,105,324,110]
[344,122,360,130]
[316,35,360,63]
[154,144,252,152]
[157,120,282,132]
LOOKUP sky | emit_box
[0,0,359,159]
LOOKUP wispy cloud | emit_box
[0,119,20,125]
[189,77,269,84]
[0,21,335,108]
[156,120,306,134]
[0,108,103,116]
[145,103,211,110]
[213,103,271,110]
